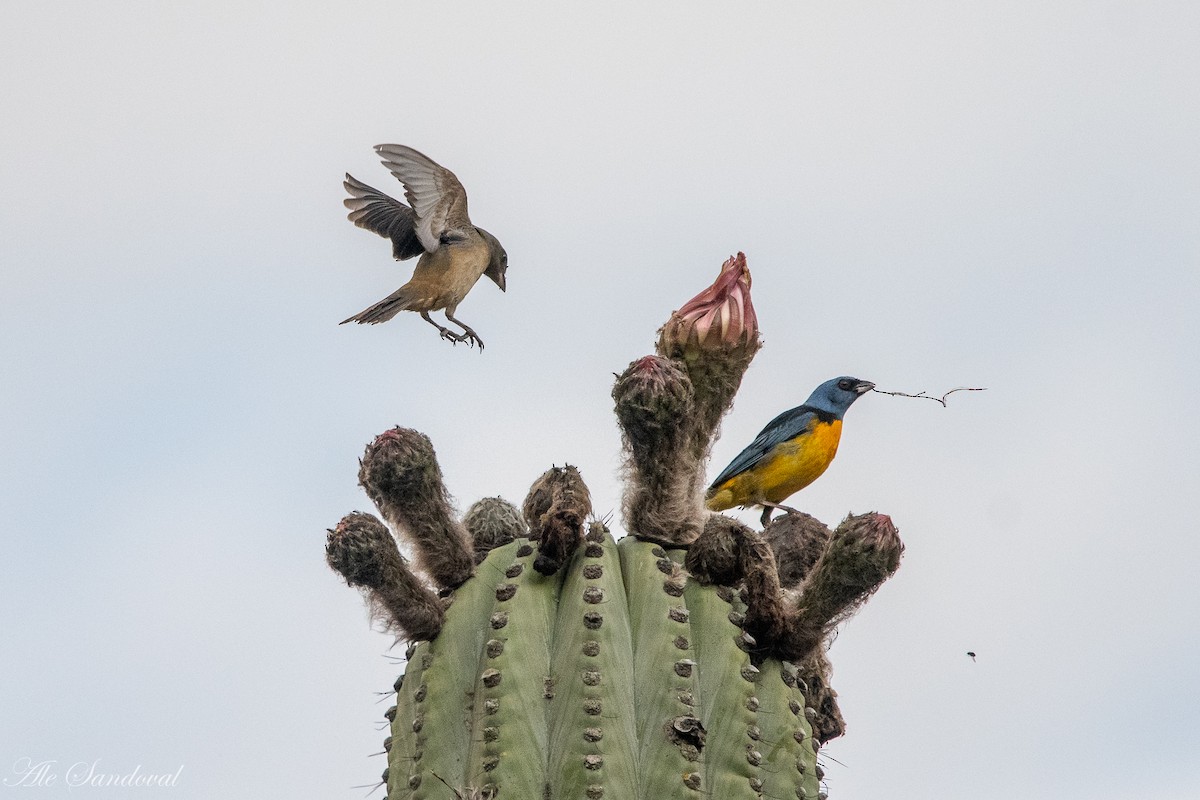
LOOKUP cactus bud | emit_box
[325,512,444,641]
[463,496,528,563]
[684,514,744,586]
[795,649,846,745]
[613,356,702,545]
[357,427,475,589]
[762,512,834,589]
[776,512,904,661]
[523,465,592,575]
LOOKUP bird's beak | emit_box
[497,273,507,292]
[855,380,876,394]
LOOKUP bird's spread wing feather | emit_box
[375,144,471,253]
[343,174,425,260]
[709,406,818,488]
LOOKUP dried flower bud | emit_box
[523,465,592,575]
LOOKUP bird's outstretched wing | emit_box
[343,174,425,261]
[709,405,820,488]
[375,144,471,253]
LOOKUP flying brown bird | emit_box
[340,144,508,350]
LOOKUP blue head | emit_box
[805,376,875,418]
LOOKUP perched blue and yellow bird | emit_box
[705,376,875,526]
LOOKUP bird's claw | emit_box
[437,327,467,346]
[759,502,801,527]
[435,326,484,351]
[451,327,484,351]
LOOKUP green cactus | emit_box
[325,254,904,799]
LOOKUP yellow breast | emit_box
[706,419,843,510]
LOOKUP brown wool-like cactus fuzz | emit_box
[358,427,475,589]
[775,512,905,662]
[325,512,445,642]
[613,356,702,546]
[683,514,745,586]
[796,649,847,745]
[522,465,592,575]
[463,496,528,564]
[763,511,835,590]
[326,253,905,799]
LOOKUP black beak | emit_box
[855,380,876,394]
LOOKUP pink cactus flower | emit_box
[660,252,759,358]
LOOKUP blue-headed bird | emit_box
[705,377,875,526]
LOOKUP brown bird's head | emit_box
[476,227,508,292]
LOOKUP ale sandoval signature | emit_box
[4,758,183,788]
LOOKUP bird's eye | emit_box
[837,379,853,390]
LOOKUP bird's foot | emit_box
[444,314,485,352]
[436,326,467,345]
[460,329,484,351]
[759,502,801,527]
[435,326,484,351]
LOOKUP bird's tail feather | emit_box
[340,286,418,325]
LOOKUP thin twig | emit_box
[871,386,986,407]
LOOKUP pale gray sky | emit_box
[3,2,1198,798]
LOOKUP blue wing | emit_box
[709,405,820,489]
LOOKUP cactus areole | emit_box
[326,254,904,799]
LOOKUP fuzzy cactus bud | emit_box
[463,496,528,564]
[522,465,592,575]
[685,514,786,650]
[762,512,834,589]
[776,512,904,661]
[358,427,475,590]
[326,512,445,641]
[613,356,703,546]
[684,514,744,586]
